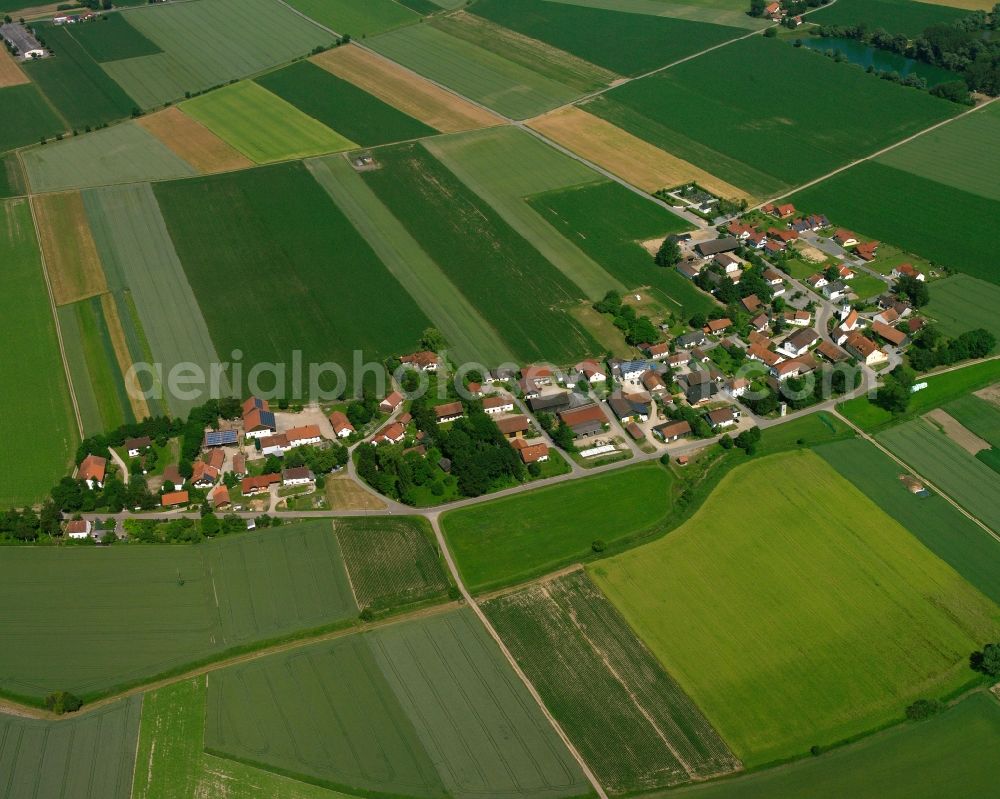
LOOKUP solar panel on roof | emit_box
[204,430,238,446]
[260,411,275,427]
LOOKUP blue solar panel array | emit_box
[259,410,276,428]
[249,397,265,410]
[204,430,238,446]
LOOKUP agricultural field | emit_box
[0,198,78,509]
[206,609,589,798]
[590,450,1000,767]
[362,142,600,364]
[30,190,106,305]
[286,0,420,36]
[945,393,1000,448]
[181,82,356,164]
[585,37,959,197]
[21,122,197,193]
[136,106,253,174]
[0,521,358,701]
[816,436,1000,606]
[441,463,673,593]
[924,275,1000,340]
[809,0,969,37]
[99,0,335,109]
[368,23,583,119]
[0,44,28,87]
[483,571,740,793]
[333,517,450,611]
[83,182,225,417]
[0,153,26,198]
[470,0,745,75]
[311,45,503,133]
[65,12,162,62]
[664,691,1000,799]
[877,418,1000,534]
[0,696,142,799]
[0,83,65,153]
[153,162,429,394]
[537,0,766,28]
[256,60,436,147]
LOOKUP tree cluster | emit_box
[44,691,83,715]
[124,512,253,544]
[536,411,577,452]
[970,642,1000,678]
[907,326,995,372]
[894,274,930,307]
[593,291,660,346]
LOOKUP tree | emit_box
[970,642,1000,677]
[824,264,840,283]
[763,26,777,37]
[749,0,767,17]
[200,513,220,537]
[654,237,682,268]
[44,691,83,715]
[905,699,943,721]
[420,327,445,352]
[895,274,930,307]
[734,427,762,454]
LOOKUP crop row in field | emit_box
[66,12,162,62]
[590,450,1000,767]
[286,0,420,36]
[809,0,968,37]
[945,394,1000,448]
[0,83,65,153]
[925,275,1000,340]
[0,696,141,799]
[484,571,739,793]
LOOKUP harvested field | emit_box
[925,408,991,455]
[333,517,449,611]
[311,45,502,133]
[325,473,386,511]
[31,190,106,305]
[136,106,252,174]
[591,450,1000,767]
[0,44,27,86]
[483,571,740,793]
[527,106,752,198]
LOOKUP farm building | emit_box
[241,474,280,496]
[328,411,355,438]
[496,415,531,439]
[282,467,315,486]
[558,404,608,437]
[379,391,404,414]
[204,429,239,447]
[161,491,189,508]
[285,425,323,448]
[435,402,464,424]
[213,486,231,510]
[654,420,692,442]
[162,465,183,491]
[243,407,277,439]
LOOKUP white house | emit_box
[65,519,92,539]
[260,433,289,458]
[328,411,354,439]
[282,467,315,487]
[285,425,323,449]
[483,395,515,415]
[779,328,819,358]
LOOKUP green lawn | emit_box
[66,12,162,62]
[0,83,65,153]
[925,274,1000,340]
[285,0,420,35]
[591,450,1000,767]
[442,463,673,592]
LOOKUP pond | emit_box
[800,36,961,87]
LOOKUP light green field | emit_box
[368,24,583,119]
[924,274,1000,340]
[0,199,78,508]
[182,82,356,163]
[0,522,357,701]
[133,677,352,799]
[945,394,1000,448]
[546,0,767,28]
[82,182,226,418]
[590,450,1000,767]
[423,126,622,300]
[878,417,1000,534]
[0,696,142,799]
[306,155,514,365]
[286,0,420,35]
[21,123,196,194]
[876,104,1000,202]
[100,0,335,109]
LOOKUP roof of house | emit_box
[435,401,464,419]
[282,466,314,481]
[259,433,289,450]
[846,332,878,357]
[707,407,736,425]
[232,454,246,474]
[517,442,549,463]
[125,436,151,451]
[676,331,707,347]
[642,371,664,390]
[748,342,784,366]
[483,395,514,410]
[626,422,645,440]
[285,424,322,443]
[695,237,739,256]
[894,262,922,278]
[843,309,859,327]
[191,461,219,484]
[855,241,879,260]
[774,357,815,378]
[817,340,849,362]
[496,415,530,435]
[878,307,900,324]
[705,318,732,333]
[163,464,183,485]
[381,390,403,409]
[241,474,280,493]
[161,491,189,507]
[834,228,857,244]
[329,411,354,433]
[609,396,634,419]
[558,404,606,428]
[79,454,107,483]
[374,422,405,442]
[784,327,819,350]
[401,350,438,368]
[742,295,762,312]
[242,396,269,415]
[66,519,90,534]
[207,448,225,470]
[872,321,907,346]
[244,407,276,431]
[575,359,604,377]
[527,393,571,413]
[213,486,231,508]
[656,420,692,438]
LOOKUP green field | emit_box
[207,609,589,798]
[527,180,715,317]
[0,152,26,198]
[790,161,1000,285]
[0,522,358,701]
[471,0,745,75]
[99,0,335,109]
[0,696,142,799]
[442,463,673,593]
[878,417,1000,534]
[286,0,420,35]
[133,677,350,799]
[945,394,1000,448]
[154,161,429,394]
[816,436,1000,606]
[0,83,65,153]
[539,0,767,29]
[256,60,437,146]
[362,142,600,364]
[83,182,224,418]
[925,274,1000,339]
[21,122,197,193]
[586,37,958,197]
[483,571,740,793]
[333,516,450,611]
[0,199,78,508]
[664,692,1000,799]
[58,297,133,436]
[182,82,356,163]
[368,23,583,119]
[66,12,162,62]
[809,0,968,37]
[23,24,137,130]
[590,450,1000,767]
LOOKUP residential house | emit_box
[763,268,784,286]
[855,241,879,261]
[706,407,738,429]
[66,519,92,539]
[833,229,858,247]
[285,425,323,448]
[806,273,828,290]
[522,364,555,385]
[678,261,702,280]
[191,461,219,488]
[874,307,899,326]
[519,377,541,400]
[213,486,231,510]
[558,404,608,438]
[845,332,888,366]
[727,220,754,239]
[259,433,289,458]
[751,313,770,333]
[728,377,750,397]
[715,252,746,274]
[379,391,403,414]
[816,340,849,363]
[841,308,860,331]
[907,317,927,334]
[78,454,106,489]
[642,370,666,394]
[771,202,796,218]
[654,420,692,442]
[746,229,767,249]
[282,466,315,486]
[772,356,817,381]
[241,474,280,496]
[372,422,406,446]
[667,351,690,368]
[780,328,819,358]
[764,239,785,255]
[872,321,908,348]
[784,310,811,327]
[207,448,225,470]
[401,351,439,372]
[892,263,925,282]
[690,347,711,364]
[483,395,515,415]
[329,411,355,438]
[741,295,762,314]
[490,367,518,383]
[162,465,184,491]
[125,436,151,458]
[767,228,798,244]
[609,396,641,424]
[511,438,549,464]
[615,359,649,383]
[231,454,247,477]
[676,331,707,349]
[877,295,912,317]
[823,282,847,301]
[575,359,607,381]
[837,264,855,280]
[496,415,531,439]
[704,318,732,335]
[685,381,719,407]
[243,406,277,439]
[435,402,464,424]
[161,491,189,508]
[747,342,785,368]
[643,343,670,361]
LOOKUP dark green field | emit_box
[66,13,162,62]
[809,0,967,38]
[256,60,437,146]
[154,161,430,392]
[945,394,1000,448]
[362,142,600,364]
[0,152,26,197]
[0,83,65,152]
[816,437,1000,606]
[23,25,137,130]
[586,37,958,196]
[790,161,1000,284]
[470,0,744,76]
[527,180,715,317]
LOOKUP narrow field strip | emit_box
[31,190,107,306]
[136,106,253,175]
[0,45,28,87]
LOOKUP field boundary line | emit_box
[428,514,609,799]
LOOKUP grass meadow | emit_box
[285,0,420,35]
[0,199,78,508]
[442,463,673,593]
[483,571,740,793]
[590,450,1000,767]
[0,522,357,701]
[809,0,969,37]
[181,82,356,163]
[0,696,141,799]
[154,161,430,394]
[0,84,65,153]
[925,274,1000,339]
